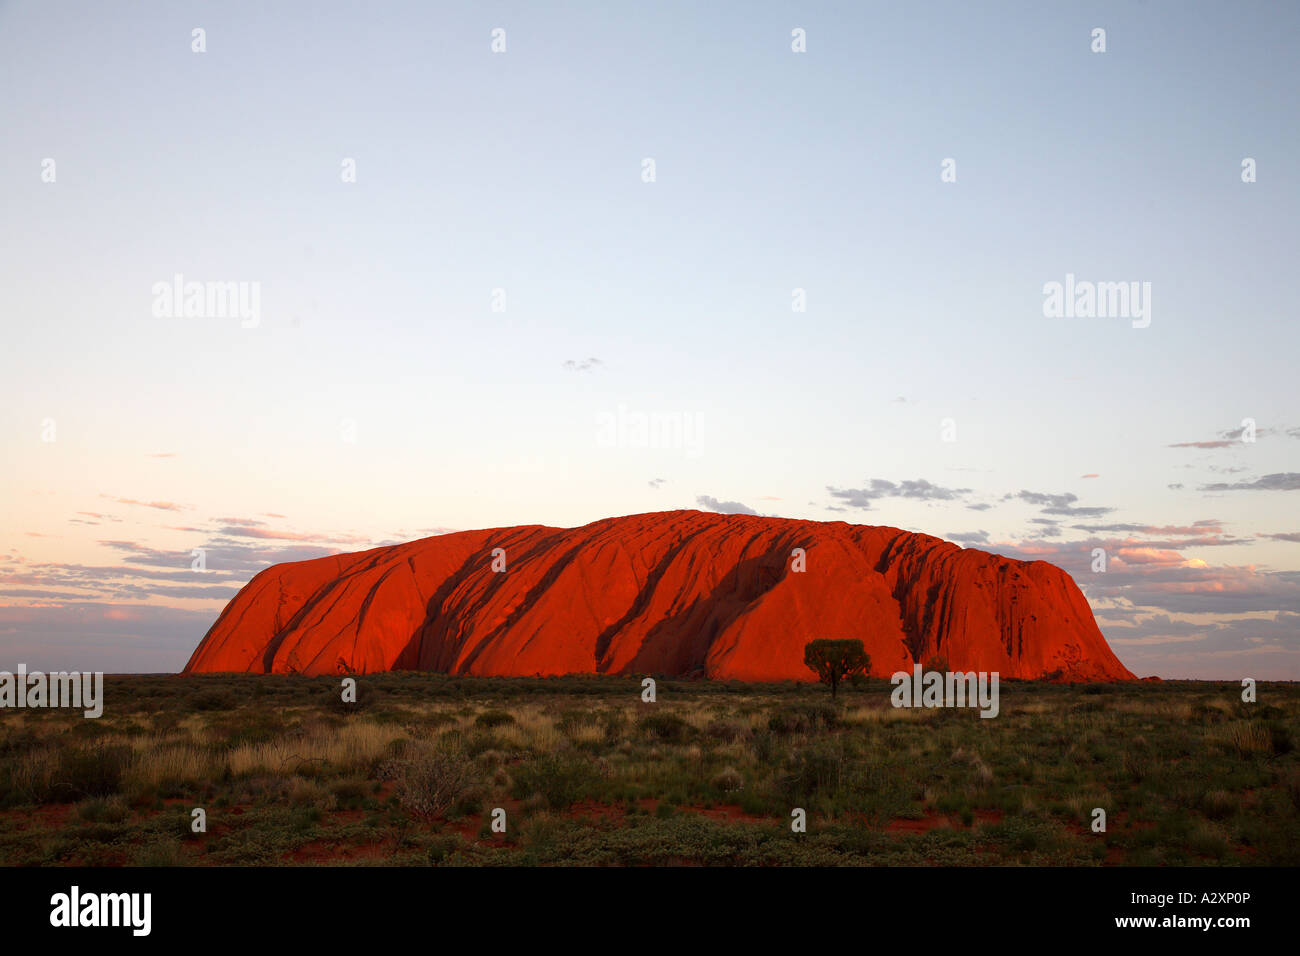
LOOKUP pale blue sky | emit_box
[2,1,1297,677]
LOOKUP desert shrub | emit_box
[951,747,995,785]
[1188,823,1229,859]
[207,713,281,747]
[463,731,505,757]
[1201,790,1237,820]
[775,742,847,801]
[1267,722,1294,756]
[712,767,744,793]
[380,737,413,763]
[598,708,628,743]
[474,710,515,729]
[553,709,591,734]
[191,690,237,711]
[768,702,840,735]
[0,748,57,807]
[330,778,369,810]
[329,684,376,715]
[51,743,131,801]
[452,785,486,817]
[1192,701,1230,724]
[750,730,778,764]
[130,839,186,867]
[1211,721,1273,758]
[425,834,462,864]
[638,712,692,742]
[287,779,329,808]
[76,795,130,824]
[510,753,600,809]
[704,720,747,743]
[381,745,476,818]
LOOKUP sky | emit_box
[1,1,1297,678]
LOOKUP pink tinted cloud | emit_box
[100,495,187,511]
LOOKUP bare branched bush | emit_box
[381,743,476,817]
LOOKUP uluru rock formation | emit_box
[184,511,1135,681]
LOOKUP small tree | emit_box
[923,654,950,674]
[803,639,871,699]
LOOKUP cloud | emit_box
[562,357,603,372]
[696,495,758,516]
[100,538,339,576]
[214,525,328,541]
[966,503,993,511]
[1094,611,1300,680]
[1065,520,1249,546]
[648,478,665,489]
[948,530,989,546]
[0,602,213,673]
[988,535,1300,617]
[1259,532,1300,543]
[208,517,370,543]
[827,478,971,509]
[1081,473,1099,479]
[0,552,247,605]
[1014,489,1114,517]
[1168,424,1279,448]
[0,517,372,608]
[1200,473,1300,492]
[99,495,187,512]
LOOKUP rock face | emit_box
[183,510,1135,681]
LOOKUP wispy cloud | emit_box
[1013,489,1114,517]
[1168,423,1281,448]
[696,495,758,516]
[1201,473,1300,492]
[99,495,187,512]
[827,478,971,510]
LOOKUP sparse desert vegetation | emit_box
[0,674,1296,866]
